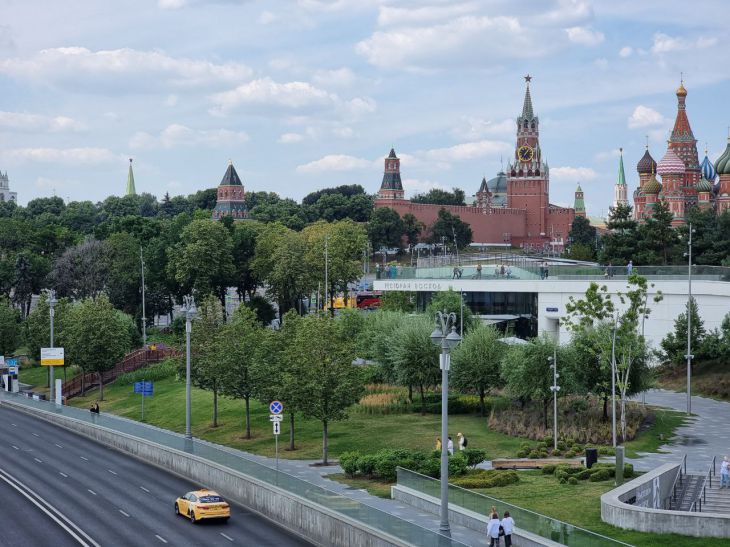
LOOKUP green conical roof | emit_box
[126,158,136,196]
[574,184,585,212]
[617,148,626,186]
[522,79,534,119]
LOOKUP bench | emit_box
[492,458,584,470]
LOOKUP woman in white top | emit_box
[501,511,515,547]
[721,457,730,488]
[486,513,501,547]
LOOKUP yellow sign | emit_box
[40,347,64,366]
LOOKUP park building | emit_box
[374,76,578,253]
[0,170,17,203]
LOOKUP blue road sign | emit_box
[6,358,18,375]
[269,400,283,414]
[133,381,154,396]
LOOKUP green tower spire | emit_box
[617,148,626,186]
[574,183,585,216]
[126,158,136,196]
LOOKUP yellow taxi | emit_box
[175,489,230,523]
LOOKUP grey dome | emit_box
[486,171,507,207]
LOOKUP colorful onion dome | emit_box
[636,148,657,174]
[715,138,730,176]
[676,81,687,98]
[656,147,685,175]
[644,173,662,194]
[696,177,713,193]
[701,151,717,181]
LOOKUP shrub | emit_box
[542,435,553,446]
[528,450,541,459]
[419,458,441,479]
[463,448,487,468]
[559,477,568,484]
[555,470,568,481]
[564,450,576,458]
[448,454,468,477]
[358,455,378,477]
[598,447,615,456]
[576,469,592,480]
[556,465,585,476]
[516,449,530,458]
[542,464,557,475]
[589,469,611,482]
[624,463,635,478]
[452,470,520,489]
[556,440,567,452]
[568,476,579,485]
[115,359,177,385]
[340,451,360,477]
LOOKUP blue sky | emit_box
[1,0,729,217]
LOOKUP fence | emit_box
[397,468,632,547]
[62,347,179,399]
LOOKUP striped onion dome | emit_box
[656,147,685,176]
[701,152,717,181]
[715,138,730,176]
[644,173,662,194]
[697,177,713,193]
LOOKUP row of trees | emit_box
[368,207,473,251]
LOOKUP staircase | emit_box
[698,481,730,514]
[677,474,705,511]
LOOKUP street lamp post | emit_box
[48,290,57,404]
[459,293,466,338]
[548,347,560,452]
[686,224,694,415]
[430,311,461,535]
[611,312,619,448]
[140,247,147,347]
[182,296,197,439]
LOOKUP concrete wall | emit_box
[601,463,730,538]
[5,401,410,547]
[392,485,562,547]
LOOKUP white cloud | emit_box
[158,0,186,8]
[164,94,178,107]
[312,67,356,88]
[258,11,278,24]
[565,26,604,46]
[550,166,598,182]
[619,46,633,58]
[0,147,117,165]
[343,96,377,116]
[0,47,252,90]
[210,78,336,114]
[594,148,622,162]
[402,178,448,198]
[278,132,304,144]
[628,105,665,129]
[0,111,85,132]
[377,4,477,27]
[423,140,511,162]
[451,117,514,140]
[297,0,376,12]
[296,154,374,173]
[651,33,718,54]
[332,126,354,138]
[129,124,249,149]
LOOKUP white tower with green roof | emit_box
[126,158,136,196]
[613,148,627,209]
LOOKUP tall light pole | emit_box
[611,312,619,448]
[140,247,147,347]
[459,293,466,338]
[48,290,57,404]
[686,224,694,415]
[548,346,560,452]
[430,311,461,535]
[182,296,197,439]
[324,236,329,312]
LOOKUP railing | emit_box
[0,392,468,547]
[61,347,179,400]
[397,467,632,546]
[691,456,716,512]
[664,454,687,510]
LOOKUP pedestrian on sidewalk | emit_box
[501,511,515,547]
[476,263,483,279]
[626,260,633,276]
[457,432,468,451]
[436,437,442,451]
[721,457,729,488]
[487,511,501,547]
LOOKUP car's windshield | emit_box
[199,495,223,503]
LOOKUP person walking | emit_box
[453,266,460,279]
[436,437,442,451]
[447,436,454,456]
[539,263,545,280]
[501,511,515,547]
[487,512,501,547]
[721,457,729,488]
[476,263,483,279]
[608,263,614,278]
[375,263,381,280]
[457,432,468,451]
[626,260,633,276]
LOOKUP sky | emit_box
[1,0,729,217]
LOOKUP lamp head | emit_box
[445,326,462,349]
[430,326,444,347]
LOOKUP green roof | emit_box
[126,159,136,196]
[617,149,626,186]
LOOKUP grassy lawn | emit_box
[329,473,393,498]
[623,408,688,458]
[658,359,730,402]
[68,377,526,460]
[20,365,82,393]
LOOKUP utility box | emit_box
[585,448,598,469]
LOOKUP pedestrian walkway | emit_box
[628,389,730,472]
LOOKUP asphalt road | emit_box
[0,405,311,547]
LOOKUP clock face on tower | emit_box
[518,145,534,162]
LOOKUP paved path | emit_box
[627,389,730,473]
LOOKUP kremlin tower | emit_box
[613,149,628,209]
[212,160,248,220]
[376,148,405,201]
[574,184,586,218]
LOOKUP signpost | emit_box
[133,380,154,420]
[6,358,18,376]
[40,348,64,366]
[269,401,283,475]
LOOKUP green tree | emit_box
[24,293,72,361]
[636,200,677,265]
[426,289,474,335]
[367,207,404,251]
[564,282,615,331]
[660,297,705,366]
[402,213,424,246]
[218,306,261,438]
[429,208,472,249]
[599,203,638,265]
[65,295,135,400]
[412,188,466,206]
[0,297,21,355]
[286,314,364,464]
[450,324,505,416]
[106,232,142,317]
[568,215,597,247]
[167,219,235,307]
[232,221,261,300]
[357,310,408,383]
[51,239,110,300]
[379,291,415,313]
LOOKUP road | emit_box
[0,405,311,547]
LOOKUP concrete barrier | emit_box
[601,463,730,538]
[392,485,562,547]
[4,401,413,547]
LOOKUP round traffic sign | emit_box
[269,400,283,414]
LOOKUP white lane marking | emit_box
[55,444,64,449]
[155,535,168,544]
[32,433,39,437]
[34,457,43,463]
[11,445,18,450]
[87,489,97,496]
[59,472,68,478]
[80,456,89,461]
[0,468,100,547]
[118,510,130,518]
[107,469,117,475]
[140,486,150,493]
[220,532,234,542]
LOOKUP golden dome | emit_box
[676,81,687,97]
